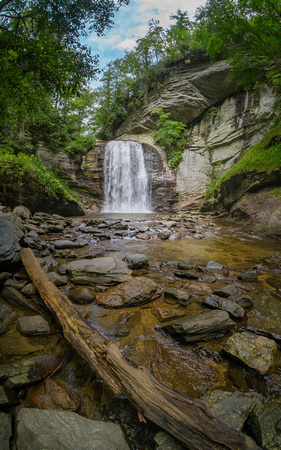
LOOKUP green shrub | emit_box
[65,135,96,155]
[152,108,189,168]
[0,152,74,200]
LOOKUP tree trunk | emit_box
[20,248,258,450]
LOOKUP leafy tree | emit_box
[195,0,281,92]
[0,0,130,123]
[166,10,193,61]
[153,108,189,168]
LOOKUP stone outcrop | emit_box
[67,257,132,286]
[16,408,130,450]
[0,212,25,265]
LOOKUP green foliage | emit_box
[0,152,74,200]
[213,122,281,193]
[65,135,96,155]
[153,108,189,168]
[195,0,281,94]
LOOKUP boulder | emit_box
[203,390,262,431]
[247,402,281,449]
[224,332,278,375]
[0,413,12,450]
[13,205,32,219]
[202,294,245,319]
[96,277,158,308]
[213,284,240,298]
[0,212,24,265]
[69,286,96,304]
[47,272,68,286]
[67,257,132,286]
[16,408,130,450]
[0,355,63,388]
[122,253,148,269]
[164,287,192,305]
[237,270,258,282]
[18,315,51,336]
[229,293,253,309]
[162,310,235,342]
[0,302,17,334]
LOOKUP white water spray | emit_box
[102,140,152,213]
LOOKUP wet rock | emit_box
[203,294,245,319]
[136,232,151,240]
[37,255,57,273]
[58,264,68,275]
[123,253,149,269]
[224,332,278,375]
[0,302,17,334]
[47,272,68,286]
[0,385,18,407]
[96,277,159,308]
[69,286,96,304]
[0,212,24,265]
[247,294,281,344]
[246,402,281,449]
[0,355,63,388]
[174,270,199,280]
[207,261,224,270]
[229,293,253,309]
[158,231,170,240]
[16,408,130,450]
[177,262,196,270]
[21,283,37,297]
[162,310,235,342]
[203,390,262,431]
[4,277,28,290]
[154,430,186,449]
[18,315,51,336]
[54,240,87,249]
[23,378,79,412]
[213,284,240,298]
[0,412,12,450]
[164,287,192,305]
[237,270,258,282]
[67,257,132,286]
[13,205,32,219]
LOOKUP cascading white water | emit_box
[102,140,152,213]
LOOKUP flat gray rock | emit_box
[202,294,245,319]
[16,408,130,450]
[0,413,12,450]
[203,390,262,431]
[162,310,235,342]
[123,253,148,269]
[154,430,186,449]
[18,315,51,336]
[54,240,87,249]
[164,287,191,305]
[67,257,132,286]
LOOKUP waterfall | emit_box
[102,140,152,213]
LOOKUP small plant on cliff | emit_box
[152,108,189,168]
[0,152,74,201]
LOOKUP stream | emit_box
[1,210,281,448]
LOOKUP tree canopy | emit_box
[195,0,281,92]
[0,0,130,122]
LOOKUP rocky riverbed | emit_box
[0,205,281,449]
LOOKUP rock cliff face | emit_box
[36,58,277,218]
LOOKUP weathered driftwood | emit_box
[20,248,258,450]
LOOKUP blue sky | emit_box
[85,0,207,86]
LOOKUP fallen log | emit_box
[20,248,258,450]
